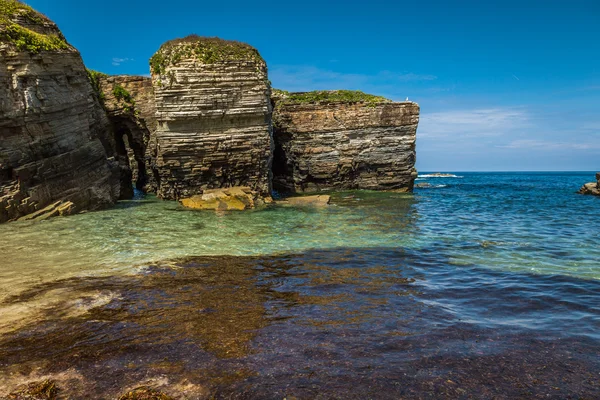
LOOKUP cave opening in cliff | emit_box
[113,120,149,199]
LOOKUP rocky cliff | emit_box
[272,90,419,193]
[0,0,120,222]
[578,173,600,196]
[96,74,158,194]
[150,35,273,200]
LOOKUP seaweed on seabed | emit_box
[117,386,174,400]
[5,379,58,400]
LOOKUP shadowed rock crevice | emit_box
[97,75,158,197]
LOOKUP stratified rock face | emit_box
[97,74,158,194]
[578,173,600,196]
[0,0,120,223]
[272,91,419,193]
[150,36,273,200]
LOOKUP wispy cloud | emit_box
[269,65,437,97]
[419,108,530,139]
[112,57,133,66]
[498,139,600,150]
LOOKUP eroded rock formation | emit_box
[578,173,600,196]
[0,0,120,223]
[150,36,273,200]
[272,90,419,193]
[96,74,158,195]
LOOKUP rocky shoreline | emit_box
[0,0,420,223]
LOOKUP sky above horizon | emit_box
[26,0,599,171]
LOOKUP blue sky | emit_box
[27,0,599,171]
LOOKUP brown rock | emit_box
[578,173,600,196]
[272,92,418,193]
[0,1,120,223]
[117,387,173,400]
[150,36,273,200]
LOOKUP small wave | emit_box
[418,174,463,178]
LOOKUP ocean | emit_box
[0,172,598,398]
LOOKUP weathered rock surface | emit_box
[578,172,600,196]
[0,1,120,223]
[180,186,271,211]
[272,90,419,193]
[150,36,273,200]
[276,194,330,207]
[97,74,158,194]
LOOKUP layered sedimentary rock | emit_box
[0,0,120,223]
[578,173,600,196]
[96,74,158,194]
[150,35,273,200]
[272,90,419,193]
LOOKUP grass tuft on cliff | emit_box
[150,35,264,75]
[274,89,392,106]
[0,0,69,53]
[86,69,107,103]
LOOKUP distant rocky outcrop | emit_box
[578,173,600,196]
[271,90,419,193]
[95,73,158,195]
[0,0,120,223]
[150,35,273,201]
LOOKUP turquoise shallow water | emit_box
[1,171,598,288]
[0,172,599,398]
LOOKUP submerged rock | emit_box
[180,186,271,211]
[578,172,600,196]
[272,90,419,194]
[150,35,273,201]
[276,194,331,207]
[0,0,120,223]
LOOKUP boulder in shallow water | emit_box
[117,386,173,400]
[180,187,271,211]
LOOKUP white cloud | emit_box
[498,139,600,150]
[112,57,133,66]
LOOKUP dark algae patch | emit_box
[3,379,58,400]
[0,248,599,398]
[150,35,264,75]
[0,0,68,53]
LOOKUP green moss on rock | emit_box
[0,0,69,53]
[150,35,264,75]
[274,89,391,106]
[86,69,107,103]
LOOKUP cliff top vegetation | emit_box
[273,89,392,106]
[0,0,69,53]
[150,35,264,75]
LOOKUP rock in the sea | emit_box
[2,379,58,400]
[150,35,273,200]
[95,73,158,194]
[276,194,331,207]
[0,0,120,223]
[272,90,419,193]
[180,186,271,211]
[578,172,600,196]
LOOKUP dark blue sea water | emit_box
[0,172,598,398]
